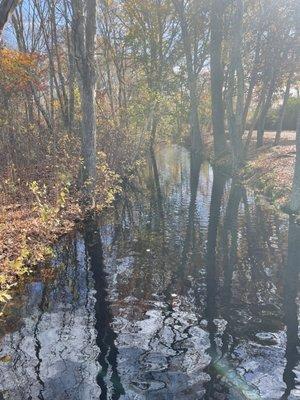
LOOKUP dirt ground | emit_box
[243,130,296,209]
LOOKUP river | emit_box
[0,145,299,399]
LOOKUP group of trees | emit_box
[0,0,299,208]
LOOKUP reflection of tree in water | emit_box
[84,218,124,399]
[180,156,202,272]
[204,175,263,399]
[0,145,298,399]
[204,170,227,399]
[34,283,47,400]
[0,240,101,400]
[100,155,211,399]
[220,180,243,357]
[281,217,300,399]
[150,148,164,220]
[202,174,300,400]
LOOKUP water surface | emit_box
[0,145,299,399]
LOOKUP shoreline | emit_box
[0,160,120,310]
[0,132,296,310]
[240,131,295,213]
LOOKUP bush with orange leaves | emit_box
[0,48,41,94]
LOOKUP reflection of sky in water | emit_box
[0,241,100,400]
[0,145,299,400]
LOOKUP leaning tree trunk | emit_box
[242,34,261,135]
[148,110,163,217]
[72,0,97,203]
[210,0,227,160]
[274,73,292,145]
[0,0,20,38]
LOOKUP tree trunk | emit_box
[63,0,75,132]
[72,0,97,202]
[274,73,292,145]
[243,92,264,153]
[0,0,20,37]
[256,68,276,147]
[210,0,227,159]
[242,34,261,135]
[173,0,204,159]
[225,0,244,170]
[81,79,97,183]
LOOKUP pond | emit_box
[0,145,299,400]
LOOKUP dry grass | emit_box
[0,155,120,306]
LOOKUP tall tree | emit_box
[71,0,97,202]
[225,0,244,169]
[172,0,205,161]
[210,0,227,160]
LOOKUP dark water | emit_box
[0,145,299,400]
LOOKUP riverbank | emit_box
[241,131,295,212]
[0,144,295,399]
[206,130,296,212]
[0,131,295,309]
[0,157,120,310]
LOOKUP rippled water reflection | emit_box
[0,145,299,399]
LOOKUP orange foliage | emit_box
[0,48,40,94]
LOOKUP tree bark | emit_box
[0,0,20,37]
[72,0,97,201]
[210,0,227,159]
[256,69,276,147]
[225,0,244,170]
[274,73,292,145]
[242,34,261,135]
[243,92,264,153]
[173,0,204,159]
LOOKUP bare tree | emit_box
[210,0,227,160]
[72,0,97,201]
[172,0,205,161]
[225,0,244,169]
